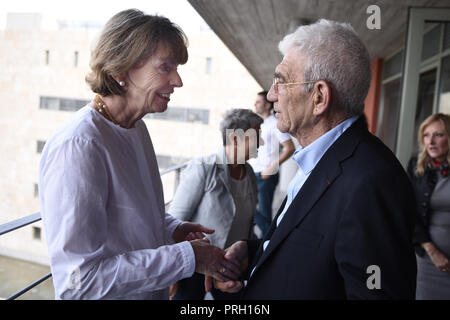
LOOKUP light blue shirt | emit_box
[251,116,359,276]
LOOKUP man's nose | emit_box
[267,85,277,102]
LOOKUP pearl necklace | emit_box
[92,95,119,125]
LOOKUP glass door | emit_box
[439,49,450,114]
[396,8,450,167]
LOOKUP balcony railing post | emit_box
[6,272,52,300]
[174,168,181,196]
[0,159,192,299]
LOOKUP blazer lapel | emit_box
[252,159,342,273]
[248,116,368,277]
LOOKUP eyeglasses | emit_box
[271,78,318,93]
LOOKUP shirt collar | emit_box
[292,116,359,175]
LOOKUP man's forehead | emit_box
[275,61,293,80]
[275,49,305,78]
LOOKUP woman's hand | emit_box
[169,282,179,299]
[190,238,241,282]
[429,250,450,272]
[423,242,450,272]
[172,222,214,243]
[205,240,248,293]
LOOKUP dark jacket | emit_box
[241,116,417,299]
[406,156,437,257]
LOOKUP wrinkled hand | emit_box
[173,222,214,243]
[423,242,450,272]
[205,240,248,293]
[190,238,241,282]
[429,248,450,272]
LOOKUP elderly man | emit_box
[208,19,417,299]
[249,91,295,238]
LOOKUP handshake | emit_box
[172,222,249,295]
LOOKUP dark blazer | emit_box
[406,157,436,257]
[241,116,417,299]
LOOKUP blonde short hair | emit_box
[414,113,450,176]
[85,9,188,96]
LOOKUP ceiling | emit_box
[188,0,450,89]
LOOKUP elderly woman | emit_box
[38,9,240,300]
[407,113,450,300]
[169,108,262,300]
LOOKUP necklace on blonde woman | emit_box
[92,95,119,125]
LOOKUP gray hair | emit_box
[278,19,371,117]
[220,108,263,146]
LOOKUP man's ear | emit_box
[312,80,332,116]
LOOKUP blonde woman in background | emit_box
[407,113,450,299]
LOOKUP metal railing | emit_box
[0,162,188,300]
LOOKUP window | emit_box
[382,50,403,80]
[37,140,46,153]
[146,106,209,124]
[444,23,450,51]
[40,96,90,112]
[378,79,401,151]
[439,55,450,114]
[74,51,79,67]
[421,24,441,61]
[205,57,212,75]
[413,69,437,154]
[32,226,41,240]
[34,183,39,197]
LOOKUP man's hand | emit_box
[205,240,248,293]
[261,139,295,178]
[173,222,214,243]
[190,238,241,282]
[261,162,278,179]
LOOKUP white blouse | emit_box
[39,106,195,299]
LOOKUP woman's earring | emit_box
[119,81,125,87]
